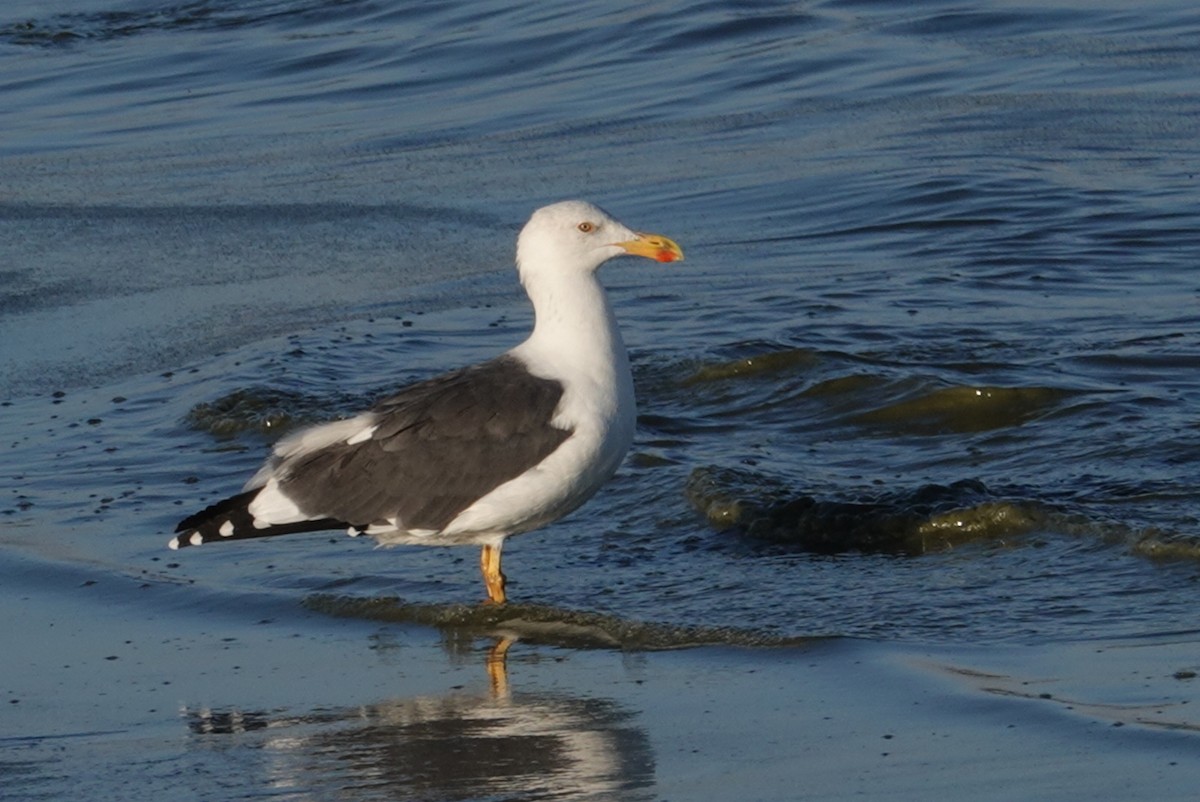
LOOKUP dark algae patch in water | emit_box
[682,347,820,385]
[184,386,341,437]
[844,384,1076,435]
[304,595,820,651]
[687,467,1050,554]
[687,464,1200,562]
[685,351,1078,435]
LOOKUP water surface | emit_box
[3,0,1199,798]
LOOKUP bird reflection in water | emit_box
[185,637,655,801]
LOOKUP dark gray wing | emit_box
[278,355,572,531]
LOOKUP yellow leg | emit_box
[480,543,507,605]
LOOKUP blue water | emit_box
[3,0,1200,798]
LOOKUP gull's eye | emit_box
[577,221,595,233]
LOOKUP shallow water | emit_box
[3,0,1200,798]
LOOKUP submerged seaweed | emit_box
[847,384,1076,434]
[686,465,1060,554]
[682,347,819,385]
[304,595,822,651]
[184,385,357,437]
[686,464,1200,561]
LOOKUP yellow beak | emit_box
[617,232,685,264]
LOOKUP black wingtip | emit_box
[176,489,259,534]
[172,488,351,550]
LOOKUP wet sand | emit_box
[4,544,1198,800]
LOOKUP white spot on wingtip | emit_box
[219,520,234,537]
[347,527,360,537]
[168,537,180,550]
[189,531,204,546]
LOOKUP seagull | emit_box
[170,200,684,604]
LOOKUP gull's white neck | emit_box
[514,267,630,393]
[510,261,636,496]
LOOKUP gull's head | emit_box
[516,200,684,280]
